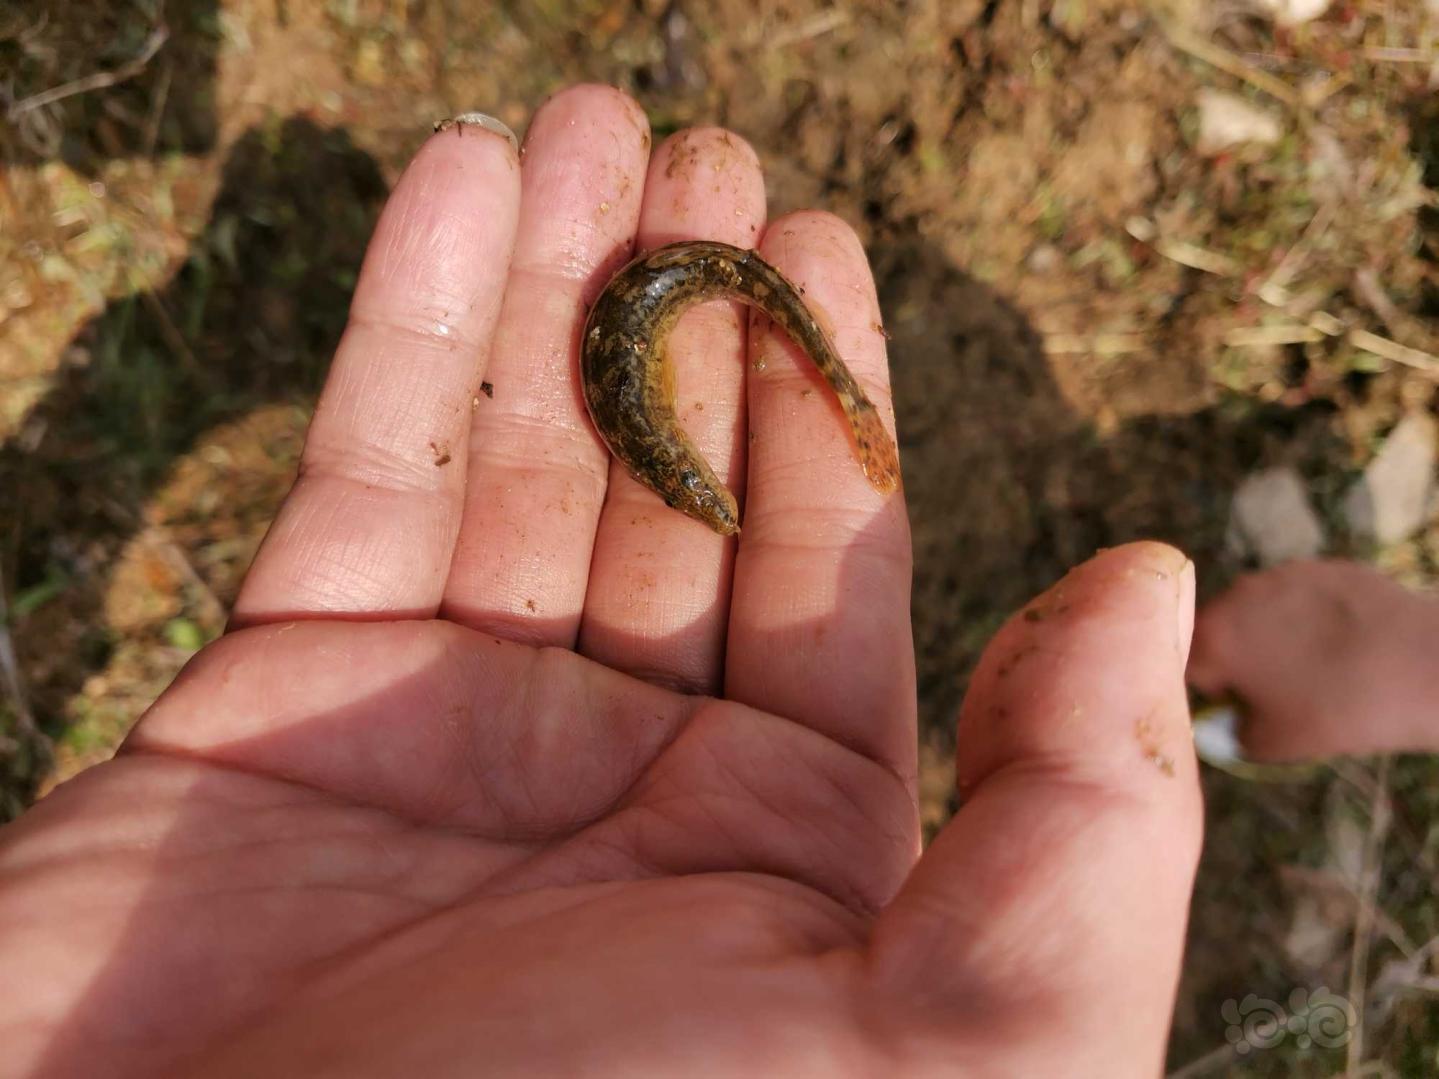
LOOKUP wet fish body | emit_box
[581,240,900,535]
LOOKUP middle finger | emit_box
[441,86,650,643]
[577,128,766,693]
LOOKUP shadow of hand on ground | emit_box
[1,117,388,804]
[1,0,219,169]
[873,234,1341,744]
[875,234,1350,1066]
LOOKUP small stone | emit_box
[1026,244,1061,274]
[1249,0,1331,24]
[1195,89,1282,156]
[1343,412,1437,545]
[1227,466,1326,567]
[1283,888,1346,970]
[352,38,387,87]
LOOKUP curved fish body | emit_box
[580,240,900,535]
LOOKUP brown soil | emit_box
[4,0,1439,1071]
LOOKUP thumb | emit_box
[869,542,1201,1077]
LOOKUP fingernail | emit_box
[433,113,519,154]
[1192,703,1243,764]
[1176,559,1196,658]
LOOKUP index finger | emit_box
[235,118,521,624]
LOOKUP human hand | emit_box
[0,86,1201,1077]
[1189,559,1439,761]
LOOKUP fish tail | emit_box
[847,402,901,493]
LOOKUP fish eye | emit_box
[680,469,700,491]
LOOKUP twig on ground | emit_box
[1162,22,1301,107]
[1043,332,1148,356]
[1155,239,1239,277]
[1403,932,1439,971]
[1223,324,1323,348]
[1350,269,1404,337]
[147,528,228,631]
[1382,975,1439,995]
[0,564,42,744]
[1349,329,1439,378]
[759,10,849,50]
[143,56,173,157]
[1126,218,1240,277]
[1257,201,1338,308]
[140,290,201,376]
[1345,756,1392,1076]
[6,24,169,122]
[1363,47,1436,64]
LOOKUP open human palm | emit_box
[0,87,1202,1078]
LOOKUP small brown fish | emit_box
[580,240,900,535]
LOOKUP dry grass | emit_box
[3,0,1439,1071]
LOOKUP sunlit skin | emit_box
[0,87,1202,1077]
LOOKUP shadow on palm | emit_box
[2,118,387,807]
[32,506,913,1075]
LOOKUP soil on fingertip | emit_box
[4,1,1439,1071]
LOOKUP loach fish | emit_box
[580,239,900,535]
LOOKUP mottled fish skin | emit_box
[581,239,901,535]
